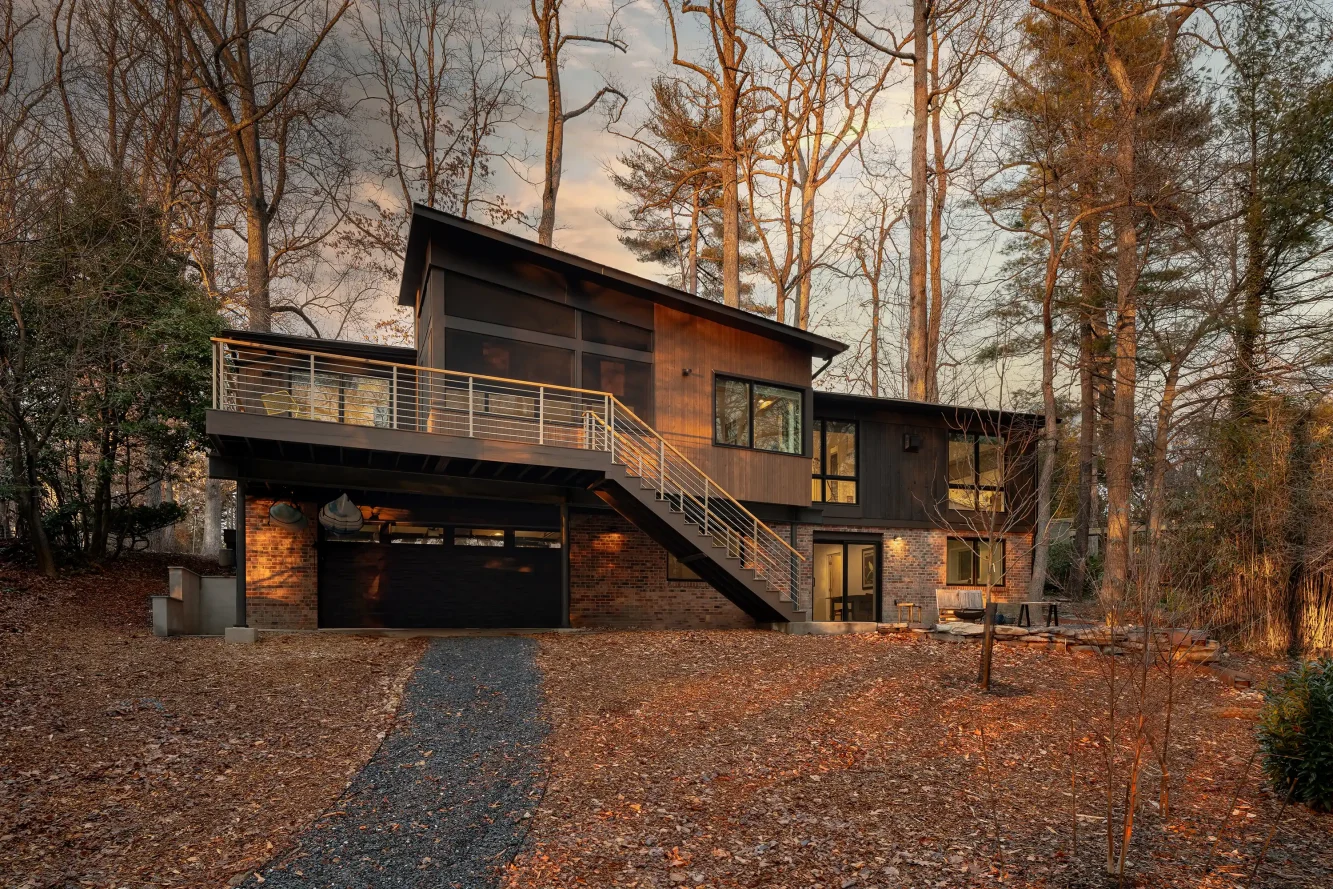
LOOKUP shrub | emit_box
[1257,657,1333,811]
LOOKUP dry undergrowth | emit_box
[508,631,1332,889]
[0,554,425,889]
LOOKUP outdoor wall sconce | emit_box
[682,367,694,376]
[268,501,307,531]
[902,432,922,453]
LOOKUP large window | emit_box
[582,353,653,422]
[946,538,1005,586]
[445,329,574,387]
[714,376,803,454]
[948,432,1005,512]
[812,419,857,503]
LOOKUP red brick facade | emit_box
[568,511,756,629]
[775,522,1033,625]
[244,498,318,630]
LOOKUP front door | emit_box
[812,540,879,621]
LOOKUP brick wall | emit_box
[569,511,756,629]
[773,522,1034,625]
[244,498,318,630]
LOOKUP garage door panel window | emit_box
[388,524,446,544]
[515,530,562,549]
[455,528,505,547]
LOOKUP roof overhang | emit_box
[397,204,847,361]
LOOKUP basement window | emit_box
[946,538,1005,586]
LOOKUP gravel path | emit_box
[245,637,547,889]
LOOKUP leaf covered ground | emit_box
[507,631,1332,889]
[0,554,425,888]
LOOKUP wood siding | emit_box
[815,397,1038,532]
[653,304,813,507]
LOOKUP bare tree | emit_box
[354,0,527,264]
[530,0,627,246]
[150,0,351,332]
[659,0,752,308]
[747,0,897,328]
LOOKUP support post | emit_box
[212,341,219,409]
[234,480,247,628]
[391,366,398,429]
[308,354,316,419]
[607,396,615,463]
[560,498,571,628]
[468,377,474,437]
[539,386,545,444]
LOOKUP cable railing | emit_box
[213,338,805,606]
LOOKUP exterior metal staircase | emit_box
[213,338,807,622]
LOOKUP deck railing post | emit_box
[308,354,316,419]
[607,396,615,463]
[703,478,709,534]
[211,341,219,409]
[538,386,545,445]
[467,376,474,437]
[658,440,665,494]
[390,365,398,429]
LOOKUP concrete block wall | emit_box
[244,498,318,630]
[569,511,756,629]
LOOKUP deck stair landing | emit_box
[211,337,807,623]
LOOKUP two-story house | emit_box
[207,206,1037,632]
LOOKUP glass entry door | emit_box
[812,540,879,621]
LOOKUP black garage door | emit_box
[318,527,563,628]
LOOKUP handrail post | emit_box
[211,341,219,409]
[390,365,398,429]
[308,354,316,419]
[607,396,615,463]
[703,478,709,534]
[468,376,474,437]
[538,386,545,445]
[658,440,665,494]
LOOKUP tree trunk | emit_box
[869,281,881,397]
[925,29,945,402]
[905,0,929,399]
[686,187,700,294]
[14,429,56,577]
[1143,364,1180,599]
[1071,217,1100,598]
[205,478,223,557]
[717,0,741,309]
[233,0,271,332]
[796,177,817,329]
[1101,112,1140,608]
[1230,111,1264,416]
[538,42,563,247]
[1028,253,1060,600]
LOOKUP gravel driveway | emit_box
[245,637,547,888]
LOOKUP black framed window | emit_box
[666,552,703,581]
[582,353,653,422]
[948,432,1005,512]
[713,376,803,455]
[946,538,1005,586]
[812,419,857,503]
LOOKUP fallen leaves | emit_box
[0,553,424,888]
[505,630,1333,889]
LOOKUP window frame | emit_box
[711,374,805,456]
[948,432,1006,513]
[945,537,1006,587]
[666,552,705,582]
[811,418,858,504]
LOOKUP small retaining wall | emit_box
[152,566,237,636]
